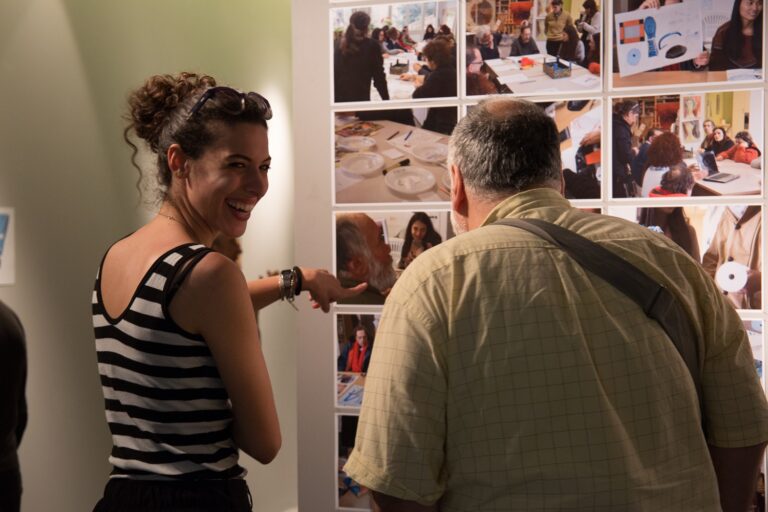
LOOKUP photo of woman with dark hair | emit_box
[398,212,442,269]
[334,11,390,102]
[423,23,436,40]
[717,130,762,164]
[706,127,736,155]
[709,0,763,71]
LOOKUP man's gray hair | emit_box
[448,98,561,198]
[336,216,373,277]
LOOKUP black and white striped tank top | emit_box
[93,243,245,480]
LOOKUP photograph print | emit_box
[612,0,763,88]
[332,1,459,103]
[607,204,762,310]
[335,210,453,306]
[334,108,455,204]
[610,89,763,198]
[465,0,602,96]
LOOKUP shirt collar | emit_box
[480,187,571,227]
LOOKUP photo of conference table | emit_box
[371,54,420,101]
[483,54,601,95]
[335,119,451,204]
[689,159,763,196]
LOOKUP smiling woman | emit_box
[91,72,365,512]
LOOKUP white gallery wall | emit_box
[0,1,297,511]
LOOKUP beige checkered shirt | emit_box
[345,188,768,511]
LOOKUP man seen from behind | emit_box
[344,98,768,511]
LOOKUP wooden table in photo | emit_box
[689,159,762,196]
[483,54,601,95]
[612,70,729,88]
[371,53,420,101]
[335,119,451,204]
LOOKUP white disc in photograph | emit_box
[411,142,448,163]
[337,136,376,152]
[384,166,436,195]
[339,152,385,177]
[715,261,749,292]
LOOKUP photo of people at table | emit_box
[465,0,602,95]
[337,414,372,510]
[336,314,379,409]
[332,2,458,103]
[612,0,763,88]
[611,90,763,198]
[335,211,453,306]
[607,205,762,310]
[334,109,455,204]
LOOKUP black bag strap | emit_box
[494,217,704,423]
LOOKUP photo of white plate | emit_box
[411,142,448,163]
[384,166,436,195]
[339,152,385,177]
[337,136,376,152]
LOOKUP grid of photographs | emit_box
[327,0,766,509]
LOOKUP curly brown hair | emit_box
[645,131,683,169]
[124,72,270,200]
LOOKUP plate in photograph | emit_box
[411,142,448,163]
[339,152,385,177]
[384,166,436,195]
[337,136,376,152]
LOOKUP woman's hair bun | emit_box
[126,72,216,152]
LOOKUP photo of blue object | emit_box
[644,16,657,57]
[0,214,9,257]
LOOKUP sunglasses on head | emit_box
[187,86,272,121]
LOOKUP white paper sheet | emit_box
[614,0,703,77]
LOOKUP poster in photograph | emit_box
[332,1,458,104]
[467,99,604,200]
[606,205,762,310]
[334,109,455,205]
[610,90,763,199]
[336,314,380,409]
[335,210,453,306]
[0,208,15,286]
[612,0,764,88]
[466,0,601,96]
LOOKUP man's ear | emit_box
[167,144,190,179]
[344,255,369,282]
[450,164,468,216]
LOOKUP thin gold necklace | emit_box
[157,211,182,224]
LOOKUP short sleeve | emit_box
[697,267,768,447]
[344,291,448,505]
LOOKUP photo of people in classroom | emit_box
[612,0,763,88]
[332,2,458,103]
[465,0,602,96]
[611,90,763,198]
